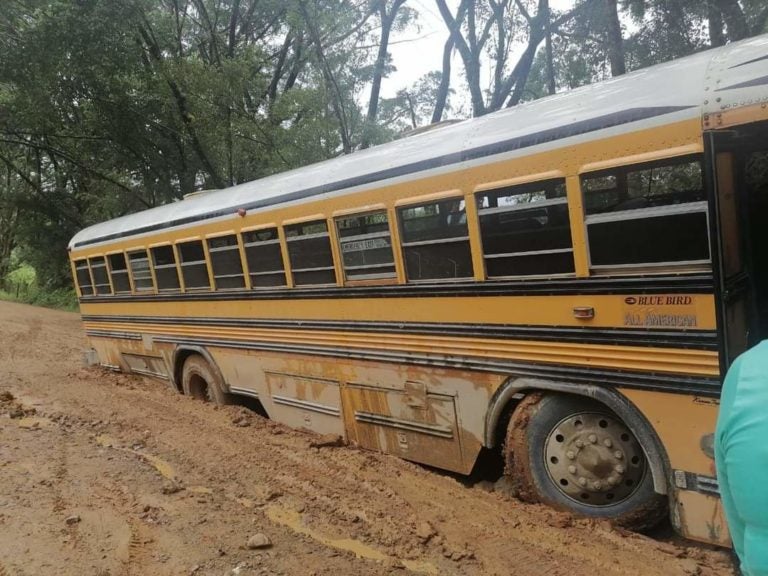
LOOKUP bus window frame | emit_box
[73,258,95,297]
[394,191,474,284]
[175,236,213,292]
[105,250,134,293]
[333,208,398,285]
[282,215,340,287]
[148,241,183,293]
[126,247,157,294]
[87,254,113,295]
[472,174,576,281]
[579,154,712,274]
[205,230,247,291]
[240,223,288,290]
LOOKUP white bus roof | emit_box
[69,34,768,250]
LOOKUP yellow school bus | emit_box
[68,35,768,546]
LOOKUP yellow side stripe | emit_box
[84,322,720,377]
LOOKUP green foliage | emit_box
[7,262,35,287]
[0,0,766,295]
[0,260,77,311]
[0,0,409,288]
[0,285,79,311]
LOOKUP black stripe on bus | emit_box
[73,105,695,249]
[715,74,768,92]
[85,329,721,397]
[79,273,714,303]
[81,315,718,351]
[729,53,768,69]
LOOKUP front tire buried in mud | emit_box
[505,393,666,531]
[181,355,230,406]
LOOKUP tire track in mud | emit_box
[123,520,153,576]
[91,389,668,576]
[111,395,437,563]
[51,436,68,513]
[87,479,151,574]
[0,317,41,373]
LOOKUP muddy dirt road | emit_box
[0,300,734,576]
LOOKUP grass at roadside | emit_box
[0,262,78,312]
[0,286,78,312]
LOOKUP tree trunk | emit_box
[227,0,242,58]
[283,35,305,93]
[267,31,294,103]
[497,0,585,110]
[0,229,15,287]
[0,164,17,287]
[436,0,486,117]
[707,1,726,47]
[506,34,544,107]
[543,0,556,94]
[299,0,352,154]
[404,92,418,129]
[137,19,225,189]
[603,0,625,76]
[717,0,749,41]
[431,34,454,123]
[362,0,407,149]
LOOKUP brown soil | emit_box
[0,300,735,576]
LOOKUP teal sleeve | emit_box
[716,344,768,575]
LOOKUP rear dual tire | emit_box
[505,393,666,531]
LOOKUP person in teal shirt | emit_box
[716,341,768,575]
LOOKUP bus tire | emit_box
[505,393,666,531]
[181,355,230,406]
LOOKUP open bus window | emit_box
[284,220,336,286]
[477,179,574,277]
[397,198,473,281]
[108,253,131,293]
[151,245,181,291]
[128,250,154,292]
[241,227,287,288]
[336,211,396,281]
[74,259,93,296]
[582,156,709,268]
[207,235,246,290]
[88,256,112,295]
[177,240,211,290]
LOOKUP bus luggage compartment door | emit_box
[341,381,465,472]
[265,372,345,438]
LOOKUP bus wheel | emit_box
[505,393,666,531]
[181,355,230,406]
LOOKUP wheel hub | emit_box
[544,412,645,506]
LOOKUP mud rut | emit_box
[0,301,734,576]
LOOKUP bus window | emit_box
[582,156,709,268]
[108,253,132,293]
[177,240,211,290]
[128,250,154,292]
[284,220,336,286]
[397,198,473,281]
[477,179,574,277]
[241,228,287,288]
[207,235,246,290]
[74,259,93,296]
[151,245,181,291]
[336,211,396,281]
[88,256,112,295]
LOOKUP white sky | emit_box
[383,0,577,106]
